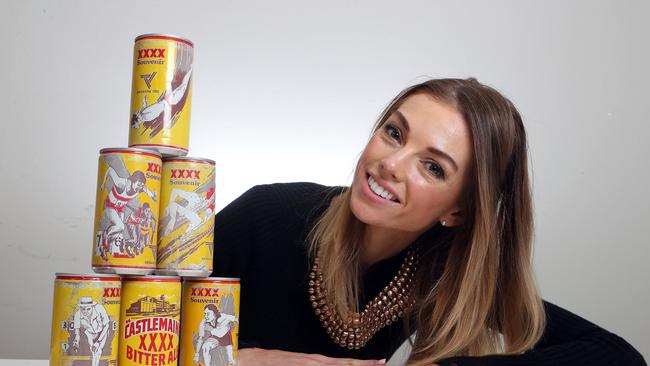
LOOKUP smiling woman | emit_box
[210,79,646,366]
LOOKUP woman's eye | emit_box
[384,123,402,142]
[424,161,445,179]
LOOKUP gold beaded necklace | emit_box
[308,246,419,349]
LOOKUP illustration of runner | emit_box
[137,203,156,254]
[131,66,193,131]
[162,187,214,238]
[97,166,157,259]
[72,296,111,366]
[124,202,156,257]
[194,304,238,366]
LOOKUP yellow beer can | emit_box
[157,157,215,277]
[119,276,181,366]
[180,278,241,366]
[50,273,121,366]
[92,148,162,275]
[128,33,194,157]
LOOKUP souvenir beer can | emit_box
[180,277,240,366]
[128,33,194,157]
[92,148,162,275]
[157,157,215,277]
[50,273,121,366]
[119,275,181,366]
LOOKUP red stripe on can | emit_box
[124,277,180,283]
[184,279,240,284]
[56,275,120,281]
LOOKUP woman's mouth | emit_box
[367,175,399,203]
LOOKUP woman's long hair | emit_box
[308,78,546,365]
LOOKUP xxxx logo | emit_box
[171,169,200,179]
[191,288,219,297]
[138,48,165,59]
[138,333,174,352]
[147,163,161,174]
[140,72,157,89]
[103,287,121,297]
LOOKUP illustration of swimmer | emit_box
[131,66,193,131]
[194,303,238,366]
[72,296,111,366]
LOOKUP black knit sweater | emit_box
[211,182,645,366]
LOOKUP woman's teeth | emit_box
[368,176,397,202]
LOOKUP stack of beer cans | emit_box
[50,34,240,366]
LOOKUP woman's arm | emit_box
[436,300,646,366]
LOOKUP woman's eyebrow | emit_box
[394,110,459,172]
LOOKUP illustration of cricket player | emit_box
[194,303,238,366]
[72,296,111,366]
[131,66,193,132]
[97,165,157,260]
[162,187,214,238]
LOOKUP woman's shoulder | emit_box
[241,182,345,211]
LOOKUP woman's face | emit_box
[350,92,473,236]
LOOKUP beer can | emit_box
[157,157,215,277]
[119,276,181,366]
[128,33,194,157]
[92,148,162,275]
[50,273,121,366]
[180,278,240,366]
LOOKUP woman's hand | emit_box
[237,348,387,366]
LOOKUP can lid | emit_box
[183,277,240,282]
[163,156,216,165]
[135,33,193,47]
[56,273,121,280]
[122,275,181,282]
[100,147,162,158]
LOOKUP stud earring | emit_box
[441,220,447,227]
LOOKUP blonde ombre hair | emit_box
[309,78,545,365]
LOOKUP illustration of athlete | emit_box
[162,187,214,238]
[72,296,111,366]
[97,166,157,260]
[131,66,193,131]
[125,202,156,257]
[194,303,238,366]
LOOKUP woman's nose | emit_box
[379,151,406,182]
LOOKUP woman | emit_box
[211,79,645,366]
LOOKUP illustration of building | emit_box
[126,295,178,316]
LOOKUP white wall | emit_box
[0,0,648,362]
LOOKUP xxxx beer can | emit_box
[50,273,121,366]
[128,34,194,157]
[119,276,181,366]
[157,157,215,277]
[180,278,240,366]
[92,148,162,275]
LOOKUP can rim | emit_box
[100,147,162,158]
[122,275,181,282]
[163,157,216,165]
[183,277,240,282]
[135,33,193,47]
[56,273,121,279]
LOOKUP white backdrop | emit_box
[0,0,648,362]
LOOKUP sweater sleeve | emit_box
[437,301,646,366]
